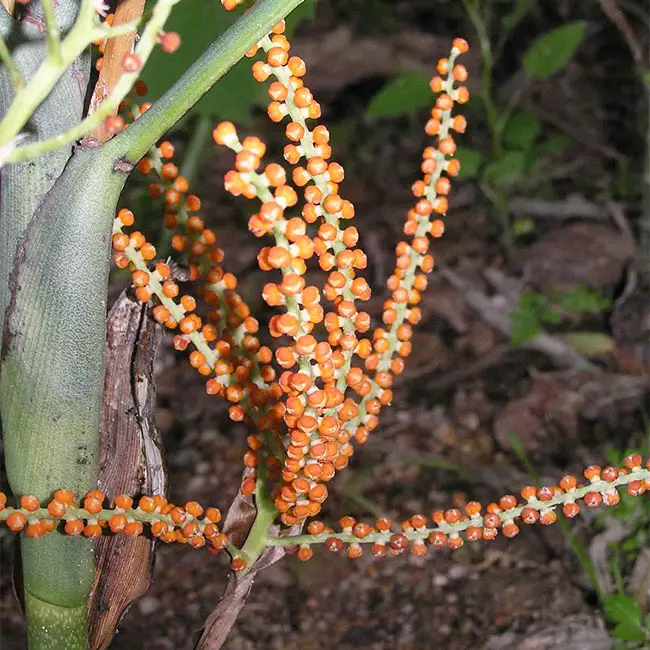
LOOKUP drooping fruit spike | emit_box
[254,458,650,559]
[0,491,229,554]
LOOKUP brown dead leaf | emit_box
[194,469,296,650]
[89,291,167,650]
[493,370,649,452]
[518,223,634,291]
[194,543,286,650]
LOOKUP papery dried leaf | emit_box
[221,467,257,547]
[88,291,167,650]
[195,542,286,650]
[194,468,298,650]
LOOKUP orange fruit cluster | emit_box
[0,490,227,551]
[288,454,650,559]
[111,21,470,529]
[210,29,470,525]
[114,139,290,497]
[111,209,278,428]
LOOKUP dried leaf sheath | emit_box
[89,291,167,650]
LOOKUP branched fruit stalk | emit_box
[106,29,471,570]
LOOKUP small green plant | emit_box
[596,444,650,647]
[510,285,612,346]
[458,0,586,251]
[603,594,650,648]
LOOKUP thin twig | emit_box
[599,0,644,64]
[439,266,598,372]
[508,197,613,222]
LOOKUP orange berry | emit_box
[138,158,153,174]
[105,115,124,134]
[26,522,46,538]
[109,514,127,532]
[111,233,130,251]
[160,31,181,53]
[213,121,238,146]
[161,162,178,180]
[84,523,103,538]
[456,86,470,103]
[122,53,141,72]
[159,141,174,158]
[53,489,75,505]
[6,511,27,532]
[124,521,143,536]
[452,38,469,54]
[64,519,84,536]
[138,496,156,512]
[117,208,135,226]
[267,46,288,67]
[20,495,39,511]
[47,499,66,518]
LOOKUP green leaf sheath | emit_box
[0,2,88,337]
[0,5,122,649]
[24,590,89,650]
[1,148,127,649]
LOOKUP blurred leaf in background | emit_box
[456,146,483,179]
[603,594,647,644]
[483,150,527,189]
[523,21,587,79]
[140,0,318,125]
[365,71,434,120]
[503,112,541,151]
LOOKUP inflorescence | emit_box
[7,0,643,574]
[110,14,471,533]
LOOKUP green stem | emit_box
[238,475,278,571]
[462,0,501,157]
[266,467,650,548]
[480,180,513,254]
[41,0,62,64]
[0,0,95,145]
[0,34,22,89]
[112,0,305,164]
